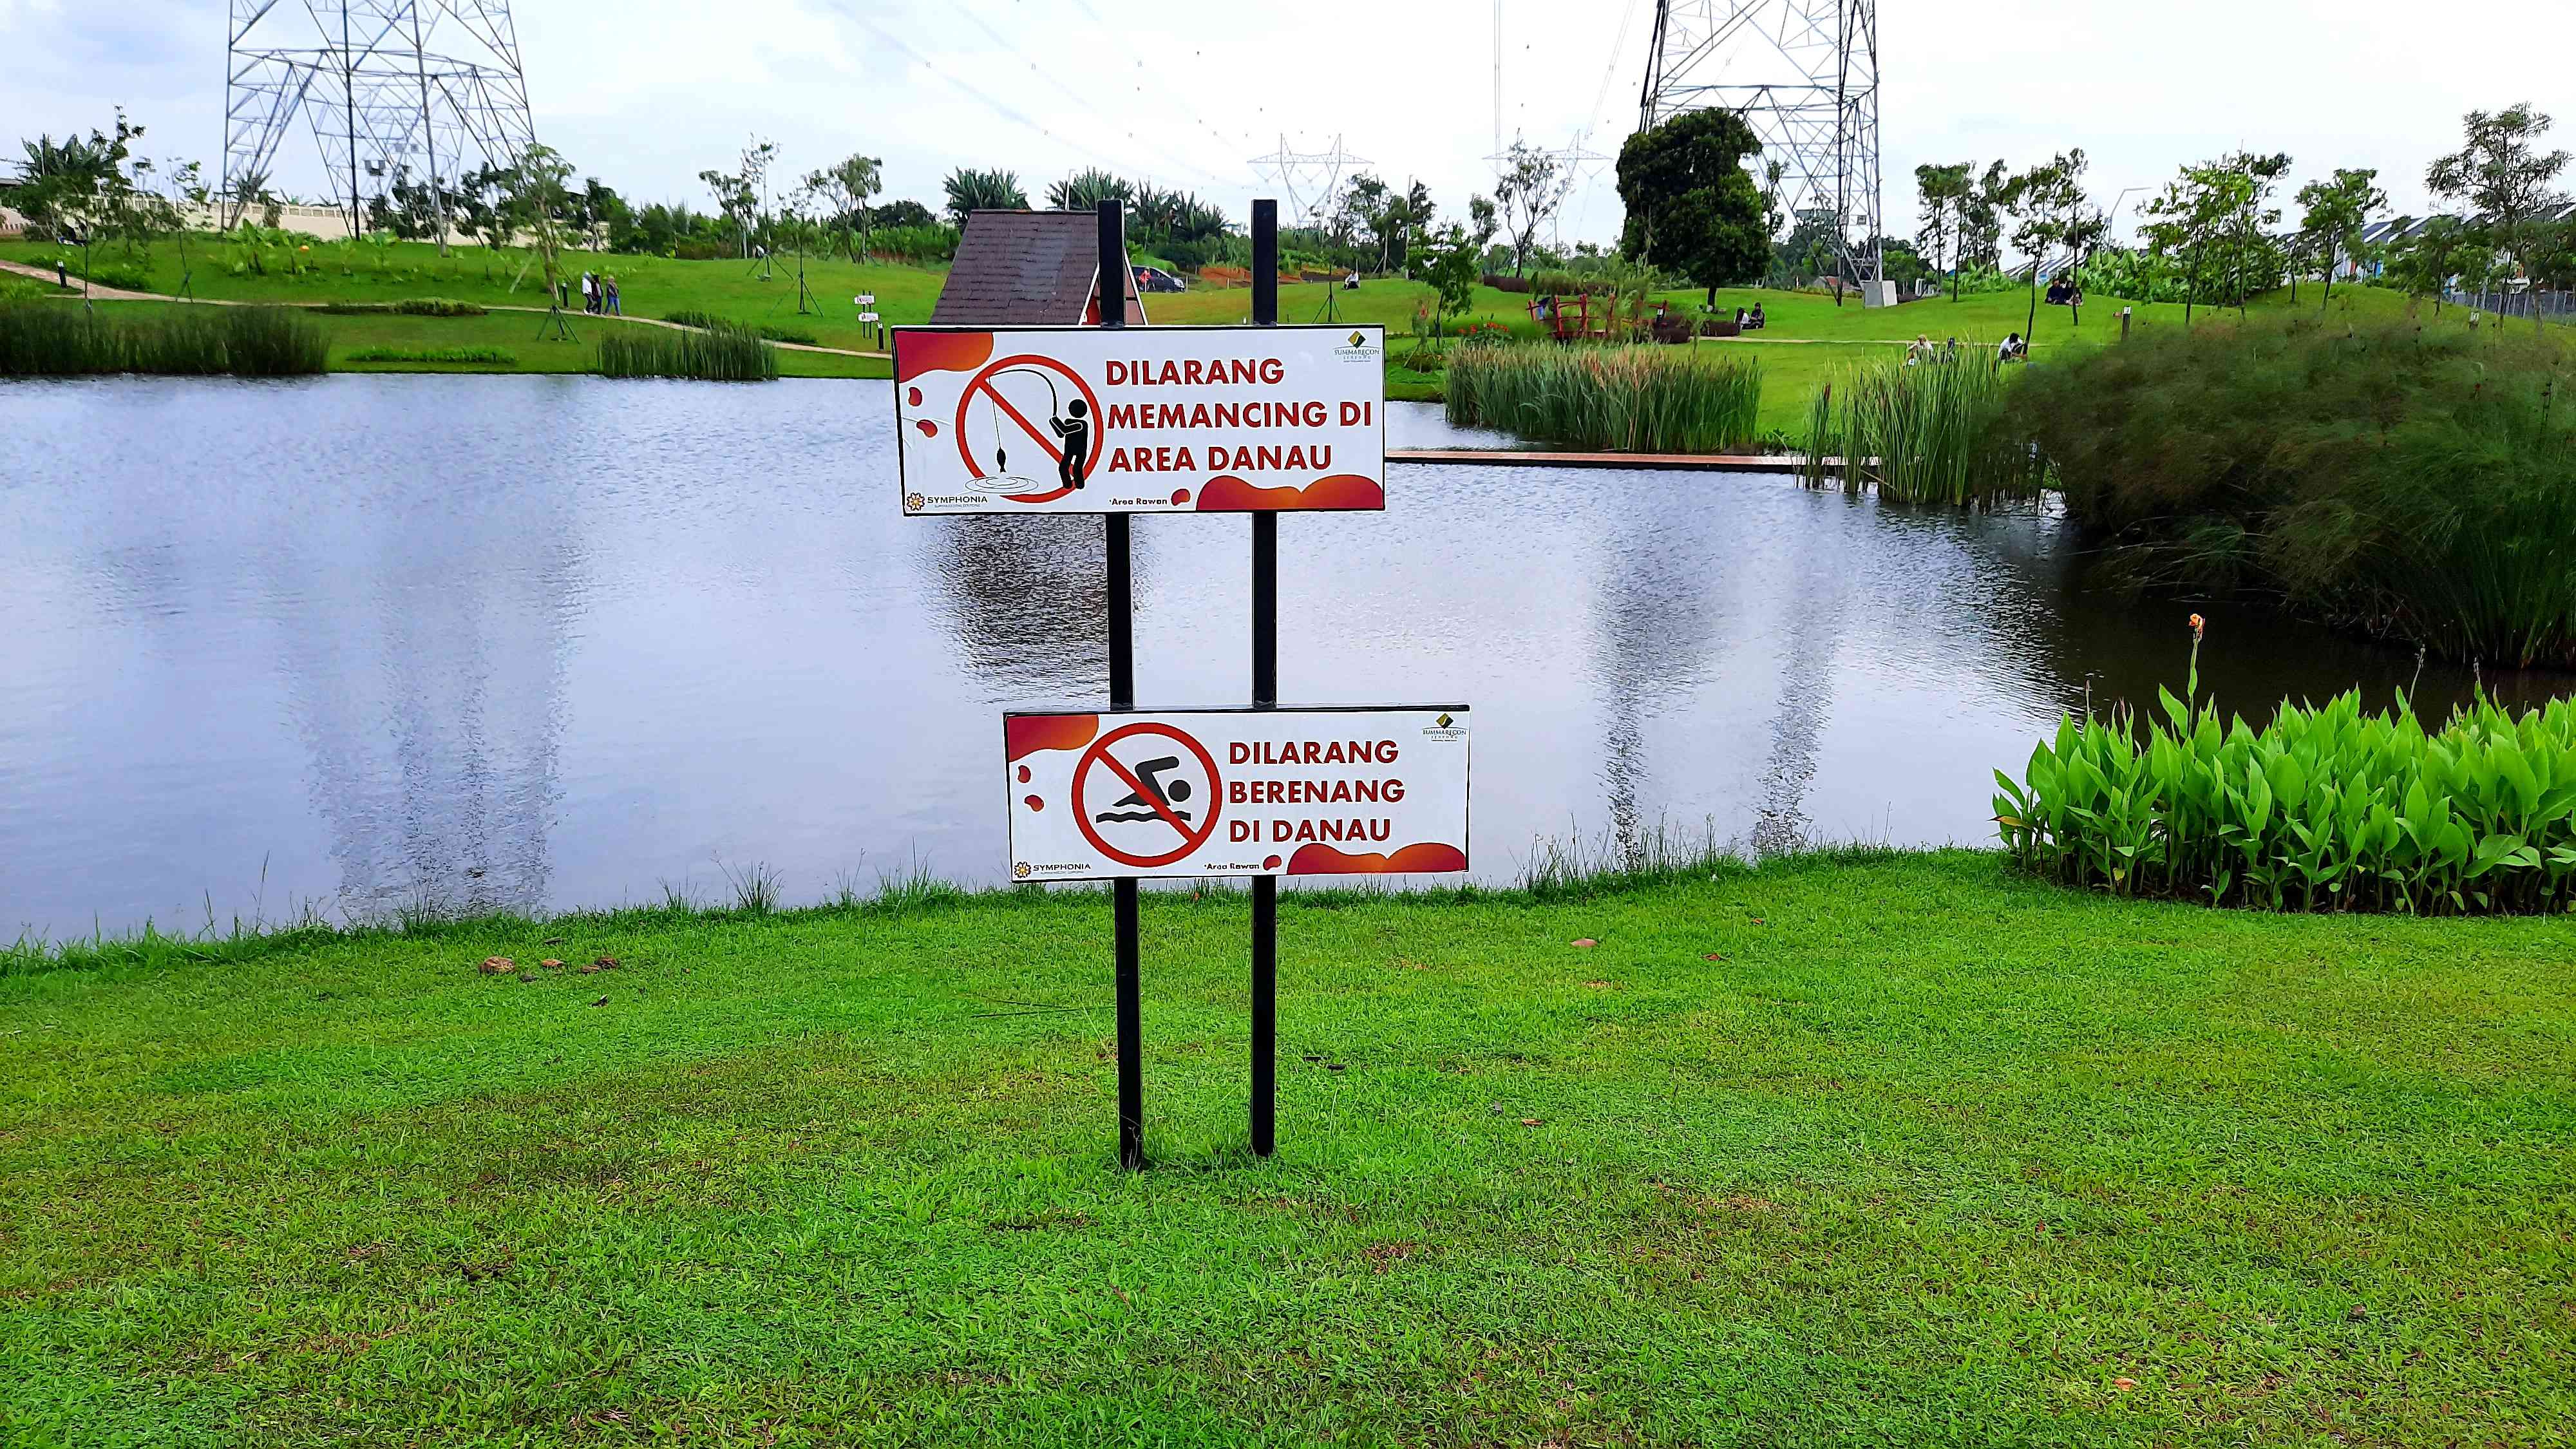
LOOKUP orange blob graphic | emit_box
[896,330,994,383]
[1024,795,1045,812]
[1194,473,1385,512]
[1287,842,1468,875]
[906,386,923,406]
[1005,714,1100,762]
[1262,854,1282,871]
[914,419,938,437]
[1017,764,1032,783]
[1170,488,1191,506]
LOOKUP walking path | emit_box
[0,259,891,360]
[1391,448,1828,473]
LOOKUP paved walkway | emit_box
[0,258,891,360]
[1390,448,1829,473]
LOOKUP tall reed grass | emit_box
[0,304,327,377]
[595,319,777,381]
[1799,351,2042,507]
[1996,627,2576,913]
[1444,344,1762,454]
[2010,315,2576,665]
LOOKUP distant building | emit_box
[931,209,1146,327]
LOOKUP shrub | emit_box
[0,304,326,376]
[343,345,516,365]
[1801,350,2044,507]
[71,261,151,292]
[1481,273,1533,294]
[661,308,722,329]
[390,297,485,316]
[2007,315,2576,665]
[1996,632,2576,913]
[755,325,817,345]
[1446,344,1762,454]
[596,319,776,381]
[867,224,960,265]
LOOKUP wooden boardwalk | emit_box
[1388,448,1821,473]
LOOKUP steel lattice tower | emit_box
[1640,0,1881,289]
[225,0,538,231]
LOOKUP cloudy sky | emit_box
[3,0,2565,249]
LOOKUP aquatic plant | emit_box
[0,303,326,377]
[1799,349,2041,507]
[342,345,517,365]
[1995,617,2576,913]
[1443,343,1762,454]
[2007,314,2576,665]
[595,319,777,382]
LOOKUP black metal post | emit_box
[1249,199,1280,1158]
[1098,200,1144,1173]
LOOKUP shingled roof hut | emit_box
[930,209,1146,326]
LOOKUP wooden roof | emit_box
[931,209,1145,326]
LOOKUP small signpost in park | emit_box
[895,200,1466,1170]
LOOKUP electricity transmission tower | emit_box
[1639,0,1882,292]
[1248,135,1370,229]
[225,0,538,234]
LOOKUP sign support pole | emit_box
[1099,200,1145,1174]
[1248,200,1280,1158]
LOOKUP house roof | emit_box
[930,209,1145,326]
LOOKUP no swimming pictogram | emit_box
[1072,721,1224,868]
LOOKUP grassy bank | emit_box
[0,301,325,376]
[1444,344,1763,453]
[1,301,887,379]
[5,852,2570,1446]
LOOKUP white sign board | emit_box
[1006,707,1467,880]
[897,325,1387,515]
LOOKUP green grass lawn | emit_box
[5,851,2569,1446]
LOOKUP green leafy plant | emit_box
[1996,616,2576,913]
[1445,344,1762,453]
[1801,350,2043,507]
[342,345,516,365]
[595,319,776,381]
[0,303,325,376]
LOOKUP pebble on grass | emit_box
[1571,938,1598,949]
[478,956,514,974]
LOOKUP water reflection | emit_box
[3,377,2570,940]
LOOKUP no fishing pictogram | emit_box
[954,354,1103,502]
[1072,721,1223,868]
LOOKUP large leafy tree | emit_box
[824,153,882,256]
[2425,102,2570,328]
[1913,162,1973,300]
[1046,167,1131,213]
[1615,108,1769,306]
[1493,138,1572,277]
[2293,167,2387,314]
[2385,216,2480,314]
[2005,149,2106,332]
[942,167,1027,224]
[2141,151,2289,325]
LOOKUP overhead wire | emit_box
[947,1,1244,194]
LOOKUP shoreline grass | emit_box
[3,850,2569,1445]
[1444,343,1763,453]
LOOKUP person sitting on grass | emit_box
[1906,334,1935,366]
[1998,332,2029,363]
[1748,303,1766,330]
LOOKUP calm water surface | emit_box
[3,375,2561,938]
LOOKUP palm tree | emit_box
[942,167,1028,225]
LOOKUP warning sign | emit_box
[1006,706,1469,880]
[896,324,1387,515]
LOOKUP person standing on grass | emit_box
[605,276,620,315]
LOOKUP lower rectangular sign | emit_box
[1005,706,1470,880]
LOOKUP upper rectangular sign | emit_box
[895,325,1387,515]
[1006,706,1468,880]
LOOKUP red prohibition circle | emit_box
[1072,722,1224,869]
[952,354,1105,504]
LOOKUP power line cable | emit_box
[945,2,1242,193]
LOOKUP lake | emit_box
[1,375,2556,940]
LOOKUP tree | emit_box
[1960,161,2011,272]
[500,143,579,334]
[2141,153,2285,325]
[1492,138,1572,276]
[1615,108,1770,306]
[2005,150,2103,333]
[1913,162,1973,300]
[1414,222,1481,336]
[942,167,1027,224]
[1046,167,1132,212]
[2385,216,2479,314]
[1466,194,1499,251]
[2293,167,2387,314]
[2426,103,2571,328]
[824,153,882,257]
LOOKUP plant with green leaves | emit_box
[1800,349,2041,507]
[1445,344,1762,454]
[1615,108,1770,308]
[942,167,1028,225]
[2426,102,2570,330]
[1997,618,2576,913]
[2293,167,2386,314]
[596,317,776,381]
